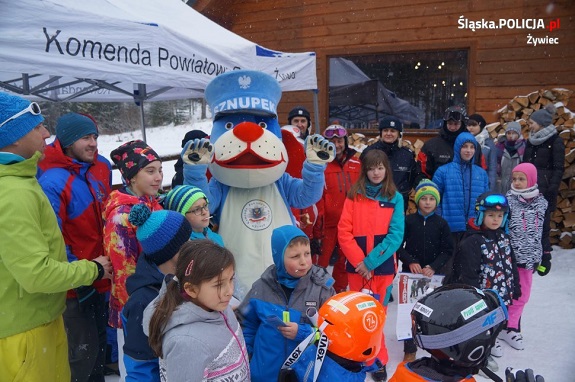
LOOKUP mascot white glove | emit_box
[305,134,336,165]
[181,138,213,165]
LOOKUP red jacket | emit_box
[390,361,476,381]
[338,191,404,275]
[38,139,112,297]
[314,149,361,238]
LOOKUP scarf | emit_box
[528,124,557,146]
[365,183,383,199]
[504,139,518,157]
[510,184,539,200]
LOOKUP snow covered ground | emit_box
[94,123,574,381]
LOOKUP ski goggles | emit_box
[323,125,347,139]
[443,109,464,122]
[477,194,508,211]
[0,102,41,129]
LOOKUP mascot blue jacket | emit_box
[182,70,334,295]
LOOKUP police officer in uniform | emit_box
[362,116,421,212]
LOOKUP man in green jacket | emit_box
[0,92,112,382]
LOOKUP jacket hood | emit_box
[39,139,100,174]
[453,132,478,164]
[260,263,334,293]
[126,255,164,296]
[142,279,225,337]
[440,120,466,144]
[271,225,309,288]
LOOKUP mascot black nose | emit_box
[233,122,264,143]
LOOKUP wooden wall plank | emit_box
[194,0,575,127]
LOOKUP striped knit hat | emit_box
[414,179,441,205]
[128,204,192,265]
[163,185,208,215]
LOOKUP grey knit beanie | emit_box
[530,104,556,127]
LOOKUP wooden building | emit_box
[193,0,575,134]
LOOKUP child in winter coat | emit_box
[397,179,454,362]
[496,121,526,194]
[144,240,250,382]
[236,225,335,382]
[163,185,224,246]
[338,149,405,382]
[104,140,163,378]
[433,132,489,254]
[122,205,192,382]
[452,192,520,361]
[390,284,543,382]
[280,291,384,382]
[502,163,549,351]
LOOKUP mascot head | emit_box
[205,70,288,188]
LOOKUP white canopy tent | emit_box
[0,0,319,137]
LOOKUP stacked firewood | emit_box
[487,88,575,249]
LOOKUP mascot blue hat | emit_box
[205,70,282,118]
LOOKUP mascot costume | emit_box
[181,70,335,296]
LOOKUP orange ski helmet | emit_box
[317,291,385,362]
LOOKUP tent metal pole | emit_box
[312,89,320,134]
[139,102,147,142]
[135,83,147,142]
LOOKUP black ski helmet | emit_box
[475,192,509,227]
[411,284,508,368]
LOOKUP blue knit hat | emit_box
[163,185,208,215]
[56,113,99,148]
[128,204,192,265]
[0,92,44,149]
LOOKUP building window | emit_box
[329,49,468,129]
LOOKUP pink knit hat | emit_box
[512,163,538,188]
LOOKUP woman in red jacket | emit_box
[338,149,405,382]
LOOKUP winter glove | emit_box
[305,134,335,165]
[74,285,99,312]
[93,259,105,280]
[181,138,213,165]
[505,367,545,382]
[310,239,322,257]
[536,252,551,276]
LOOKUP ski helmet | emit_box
[411,284,508,368]
[475,192,509,227]
[317,291,385,362]
[443,105,467,122]
[323,124,348,150]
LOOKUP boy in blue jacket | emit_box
[237,225,335,382]
[121,205,192,382]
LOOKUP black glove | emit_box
[92,260,105,281]
[505,367,545,382]
[310,239,322,257]
[74,285,99,312]
[537,252,552,276]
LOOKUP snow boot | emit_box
[499,329,524,350]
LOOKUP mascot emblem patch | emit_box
[242,199,272,231]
